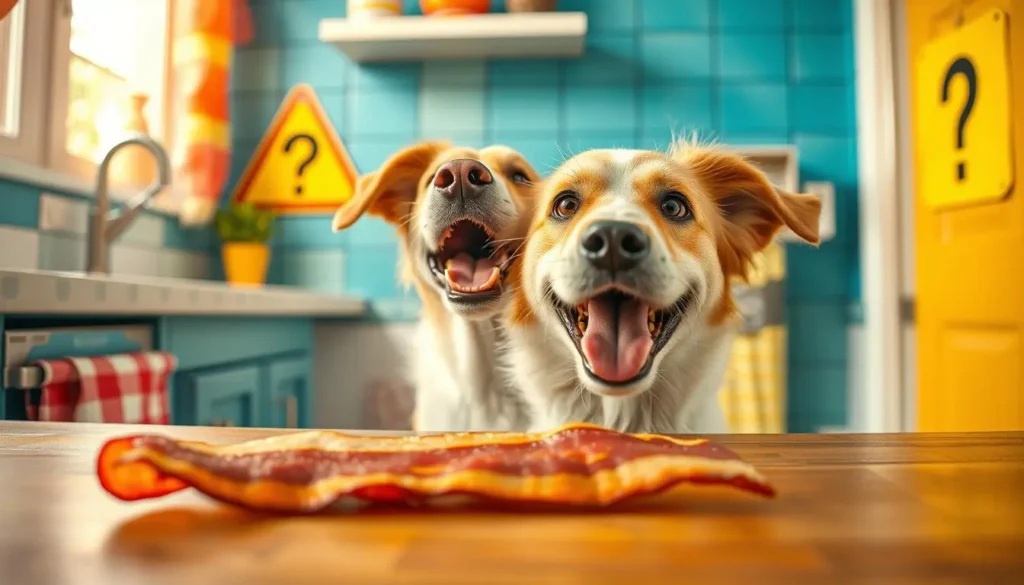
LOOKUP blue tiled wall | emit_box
[0,180,214,276]
[230,0,859,431]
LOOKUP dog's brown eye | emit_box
[510,169,531,185]
[551,191,581,219]
[660,193,691,221]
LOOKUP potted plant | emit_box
[215,202,276,287]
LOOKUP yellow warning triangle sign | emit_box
[231,84,358,214]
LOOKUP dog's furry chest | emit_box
[412,318,528,432]
[508,324,732,434]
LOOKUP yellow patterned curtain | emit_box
[718,243,788,433]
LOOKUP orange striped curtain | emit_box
[172,0,252,226]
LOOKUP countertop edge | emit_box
[0,269,368,318]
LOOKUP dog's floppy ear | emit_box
[332,141,451,231]
[683,148,821,277]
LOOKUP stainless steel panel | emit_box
[3,324,153,390]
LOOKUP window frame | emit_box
[0,0,184,215]
[46,0,177,188]
[0,0,55,167]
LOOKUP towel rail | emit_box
[2,324,153,395]
[2,366,46,390]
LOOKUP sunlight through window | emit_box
[67,0,168,164]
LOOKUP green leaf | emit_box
[215,202,277,243]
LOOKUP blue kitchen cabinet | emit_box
[1,319,154,421]
[161,317,316,428]
[185,365,262,427]
[0,316,318,427]
[267,356,312,429]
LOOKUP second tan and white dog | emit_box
[502,141,821,434]
[333,141,540,432]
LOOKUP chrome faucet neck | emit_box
[85,135,172,275]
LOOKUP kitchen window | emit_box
[49,0,172,186]
[0,0,181,211]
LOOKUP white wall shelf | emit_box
[318,12,588,63]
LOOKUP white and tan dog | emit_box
[333,142,540,432]
[502,141,821,434]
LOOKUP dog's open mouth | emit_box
[553,289,695,386]
[427,219,513,303]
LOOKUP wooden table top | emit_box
[0,422,1022,585]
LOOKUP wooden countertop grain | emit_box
[0,421,1022,585]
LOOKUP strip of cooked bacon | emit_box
[96,423,774,512]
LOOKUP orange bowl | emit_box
[420,0,490,16]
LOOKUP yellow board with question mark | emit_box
[915,8,1013,212]
[232,84,358,214]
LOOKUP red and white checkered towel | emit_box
[26,352,177,424]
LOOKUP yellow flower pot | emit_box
[221,242,270,287]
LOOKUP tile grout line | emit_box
[710,0,722,138]
[633,0,643,150]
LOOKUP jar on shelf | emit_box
[506,0,556,12]
[348,0,402,21]
[420,0,490,17]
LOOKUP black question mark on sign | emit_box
[283,133,319,195]
[940,56,977,182]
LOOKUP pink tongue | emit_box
[447,252,498,288]
[581,296,653,383]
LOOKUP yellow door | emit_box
[907,0,1024,431]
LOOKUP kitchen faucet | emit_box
[85,134,172,274]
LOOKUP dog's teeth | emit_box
[648,312,662,338]
[575,303,589,335]
[481,267,500,290]
[445,259,453,270]
[443,266,501,294]
[444,269,462,291]
[445,270,468,293]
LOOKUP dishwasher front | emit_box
[2,324,154,420]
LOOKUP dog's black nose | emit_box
[433,158,493,202]
[580,220,650,273]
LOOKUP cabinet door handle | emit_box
[284,396,299,428]
[276,396,299,428]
